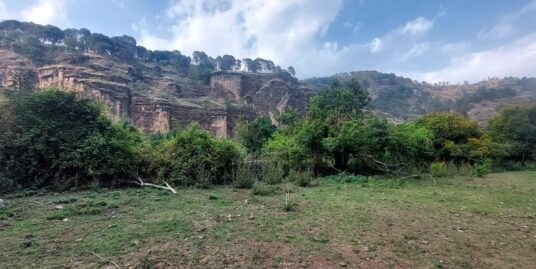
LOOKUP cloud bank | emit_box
[0,0,69,27]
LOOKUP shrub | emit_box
[0,89,142,192]
[430,162,449,177]
[233,164,255,189]
[472,159,492,177]
[259,161,285,184]
[288,170,315,187]
[252,182,278,196]
[0,172,16,194]
[151,124,244,186]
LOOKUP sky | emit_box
[1,0,536,83]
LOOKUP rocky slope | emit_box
[305,71,536,125]
[0,49,313,137]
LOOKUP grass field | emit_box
[1,171,535,268]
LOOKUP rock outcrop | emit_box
[0,50,312,137]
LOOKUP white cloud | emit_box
[137,0,343,76]
[441,41,471,53]
[369,37,382,53]
[399,42,430,62]
[404,1,536,83]
[0,0,69,27]
[0,0,12,20]
[478,0,536,41]
[410,35,536,83]
[20,0,69,26]
[400,17,433,35]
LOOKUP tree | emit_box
[192,51,214,68]
[417,112,481,163]
[41,25,64,45]
[287,66,296,76]
[253,58,276,73]
[276,107,298,127]
[63,28,82,51]
[169,51,191,73]
[6,69,34,101]
[111,35,137,61]
[87,33,114,54]
[0,89,141,191]
[309,78,370,122]
[236,116,277,154]
[219,55,236,71]
[242,58,254,72]
[488,104,536,163]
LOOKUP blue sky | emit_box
[1,0,536,82]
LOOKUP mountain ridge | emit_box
[1,19,535,134]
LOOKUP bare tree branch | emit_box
[133,177,178,195]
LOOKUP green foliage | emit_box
[472,159,492,177]
[264,132,309,175]
[373,86,447,119]
[488,104,536,164]
[252,182,278,196]
[233,163,256,189]
[455,88,516,114]
[276,107,298,127]
[430,162,449,178]
[309,78,370,122]
[417,112,483,163]
[150,124,244,186]
[0,89,142,192]
[0,20,292,81]
[384,123,434,167]
[287,170,315,187]
[236,116,276,154]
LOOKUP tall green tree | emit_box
[236,116,277,154]
[488,104,536,163]
[417,112,481,164]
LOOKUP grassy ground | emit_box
[0,171,535,269]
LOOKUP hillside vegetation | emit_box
[305,71,536,125]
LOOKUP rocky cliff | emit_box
[0,50,312,137]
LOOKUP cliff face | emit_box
[0,50,312,137]
[210,71,312,122]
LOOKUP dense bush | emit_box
[1,81,534,194]
[233,163,256,189]
[417,112,482,164]
[488,104,536,164]
[430,162,449,177]
[472,159,493,177]
[148,124,244,187]
[0,89,142,192]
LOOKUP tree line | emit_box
[1,81,535,193]
[0,20,296,82]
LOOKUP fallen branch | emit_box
[91,252,120,268]
[356,153,408,175]
[134,177,178,195]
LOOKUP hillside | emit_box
[1,20,536,134]
[305,71,536,125]
[0,20,312,137]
